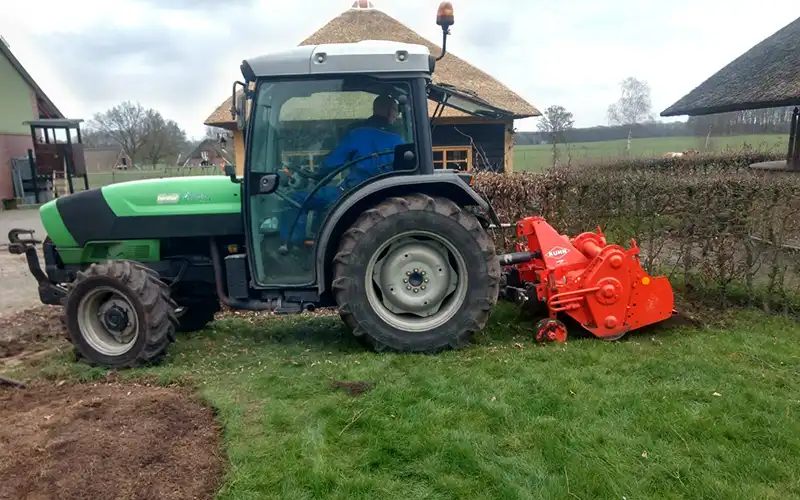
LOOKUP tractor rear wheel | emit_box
[332,194,500,353]
[62,260,178,368]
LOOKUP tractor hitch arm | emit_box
[6,228,68,305]
[8,228,41,249]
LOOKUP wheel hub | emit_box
[371,237,458,318]
[101,304,129,332]
[78,289,140,356]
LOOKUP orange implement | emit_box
[499,216,675,343]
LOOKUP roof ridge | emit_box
[0,38,64,119]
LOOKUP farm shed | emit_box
[83,147,132,172]
[179,138,234,168]
[203,1,539,175]
[661,15,800,169]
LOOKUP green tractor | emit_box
[8,3,507,368]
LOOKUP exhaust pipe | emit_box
[208,239,273,311]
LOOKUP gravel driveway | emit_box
[0,209,47,316]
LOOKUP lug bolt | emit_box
[421,285,426,290]
[403,279,408,283]
[406,271,411,276]
[414,268,419,273]
[424,278,429,283]
[414,288,419,293]
[421,271,426,275]
[406,285,412,290]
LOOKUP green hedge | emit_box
[474,151,800,314]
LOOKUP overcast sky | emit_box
[2,0,798,139]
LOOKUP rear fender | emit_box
[315,174,494,296]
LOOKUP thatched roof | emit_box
[0,37,64,119]
[205,6,539,128]
[661,16,800,117]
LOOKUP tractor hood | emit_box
[40,176,244,248]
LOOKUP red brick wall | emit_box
[0,134,34,201]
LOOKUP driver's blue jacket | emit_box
[280,118,404,243]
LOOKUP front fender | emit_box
[315,174,494,295]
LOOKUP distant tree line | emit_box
[519,108,795,146]
[520,75,796,146]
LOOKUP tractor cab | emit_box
[225,1,506,290]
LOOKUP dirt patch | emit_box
[0,305,66,360]
[0,381,224,500]
[330,379,376,397]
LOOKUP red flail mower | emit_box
[498,216,675,343]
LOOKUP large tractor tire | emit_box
[62,260,178,368]
[332,194,501,353]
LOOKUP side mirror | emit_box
[224,163,241,184]
[236,92,247,131]
[231,80,248,131]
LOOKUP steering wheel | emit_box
[276,149,396,254]
[272,162,323,209]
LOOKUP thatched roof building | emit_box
[661,16,800,169]
[661,16,800,117]
[203,2,537,173]
[205,5,538,127]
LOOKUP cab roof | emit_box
[241,40,433,79]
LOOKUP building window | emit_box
[432,146,472,171]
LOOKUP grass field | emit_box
[16,303,800,499]
[65,134,789,189]
[514,134,788,172]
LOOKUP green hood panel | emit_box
[102,176,242,217]
[41,176,245,249]
[40,199,77,247]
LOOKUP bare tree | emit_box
[537,105,575,143]
[81,128,117,148]
[89,101,149,166]
[537,105,575,167]
[88,101,188,168]
[141,110,189,168]
[607,77,654,126]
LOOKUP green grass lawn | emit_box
[514,134,788,172]
[14,303,800,499]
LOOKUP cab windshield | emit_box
[249,76,414,176]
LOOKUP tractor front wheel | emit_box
[332,194,500,353]
[62,260,178,368]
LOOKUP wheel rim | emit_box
[77,286,139,356]
[365,230,469,332]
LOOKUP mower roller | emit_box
[498,216,675,343]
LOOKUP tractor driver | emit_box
[280,94,406,244]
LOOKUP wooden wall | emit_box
[431,120,510,173]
